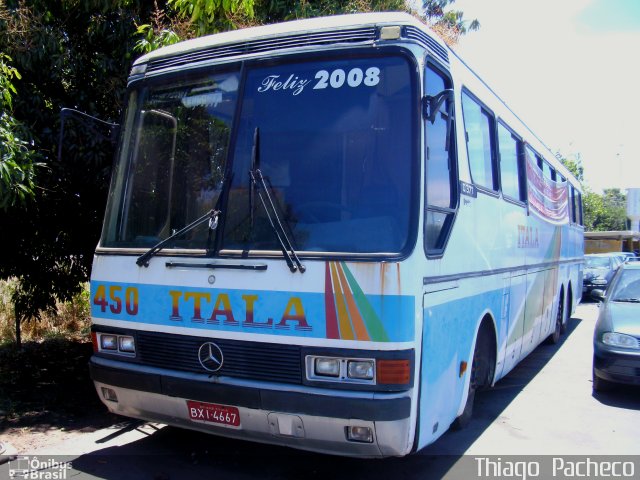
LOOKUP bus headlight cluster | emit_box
[96,333,136,356]
[307,356,375,384]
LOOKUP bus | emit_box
[89,12,584,457]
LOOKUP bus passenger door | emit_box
[500,270,526,377]
[521,268,545,357]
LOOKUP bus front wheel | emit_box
[452,326,494,430]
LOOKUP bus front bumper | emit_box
[89,356,413,457]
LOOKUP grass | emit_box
[0,281,113,428]
[0,279,91,345]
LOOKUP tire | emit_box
[561,290,571,334]
[546,294,563,345]
[452,326,493,430]
[451,385,475,430]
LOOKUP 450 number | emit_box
[93,285,139,315]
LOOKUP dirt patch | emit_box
[0,338,120,453]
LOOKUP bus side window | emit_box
[424,63,458,253]
[577,191,584,225]
[497,122,525,202]
[461,91,498,192]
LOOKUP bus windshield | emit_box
[102,52,416,255]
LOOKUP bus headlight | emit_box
[100,334,118,351]
[118,336,136,353]
[314,357,340,377]
[347,360,374,380]
[97,332,136,356]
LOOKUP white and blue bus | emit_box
[89,12,584,457]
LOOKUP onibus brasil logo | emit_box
[8,456,72,479]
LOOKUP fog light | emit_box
[346,426,373,443]
[100,334,117,351]
[315,357,340,377]
[118,335,136,353]
[101,387,118,402]
[347,360,374,380]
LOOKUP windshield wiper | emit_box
[136,209,220,267]
[613,298,640,303]
[249,128,305,274]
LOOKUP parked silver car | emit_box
[583,253,624,299]
[592,262,640,391]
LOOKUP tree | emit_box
[558,152,584,184]
[0,54,39,210]
[560,155,627,232]
[136,0,479,50]
[0,1,154,346]
[0,0,478,347]
[422,0,479,46]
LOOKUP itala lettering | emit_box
[517,225,539,249]
[169,291,310,331]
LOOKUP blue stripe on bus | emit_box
[90,281,415,342]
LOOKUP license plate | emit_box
[186,400,240,427]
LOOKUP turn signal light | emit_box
[377,359,410,384]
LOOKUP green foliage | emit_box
[422,0,479,44]
[134,23,181,53]
[0,1,155,323]
[0,0,480,335]
[583,188,627,232]
[170,0,255,34]
[0,54,39,210]
[560,154,626,232]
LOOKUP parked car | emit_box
[592,262,640,392]
[619,251,637,262]
[583,253,624,299]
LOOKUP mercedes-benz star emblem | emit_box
[198,342,224,372]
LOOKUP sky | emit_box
[449,0,640,193]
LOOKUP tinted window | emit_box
[102,71,239,248]
[611,268,640,301]
[462,92,496,191]
[223,54,416,253]
[497,123,523,201]
[424,64,457,252]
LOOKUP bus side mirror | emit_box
[57,108,120,164]
[591,289,605,302]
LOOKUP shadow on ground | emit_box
[0,338,118,435]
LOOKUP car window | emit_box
[611,269,640,301]
[586,257,610,268]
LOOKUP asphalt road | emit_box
[2,303,639,480]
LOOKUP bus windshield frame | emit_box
[100,48,420,259]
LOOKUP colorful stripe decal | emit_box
[324,262,340,339]
[324,262,390,342]
[329,262,355,340]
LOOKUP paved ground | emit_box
[1,303,639,479]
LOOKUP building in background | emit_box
[584,188,640,254]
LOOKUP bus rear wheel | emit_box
[546,292,564,345]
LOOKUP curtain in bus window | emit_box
[222,54,415,253]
